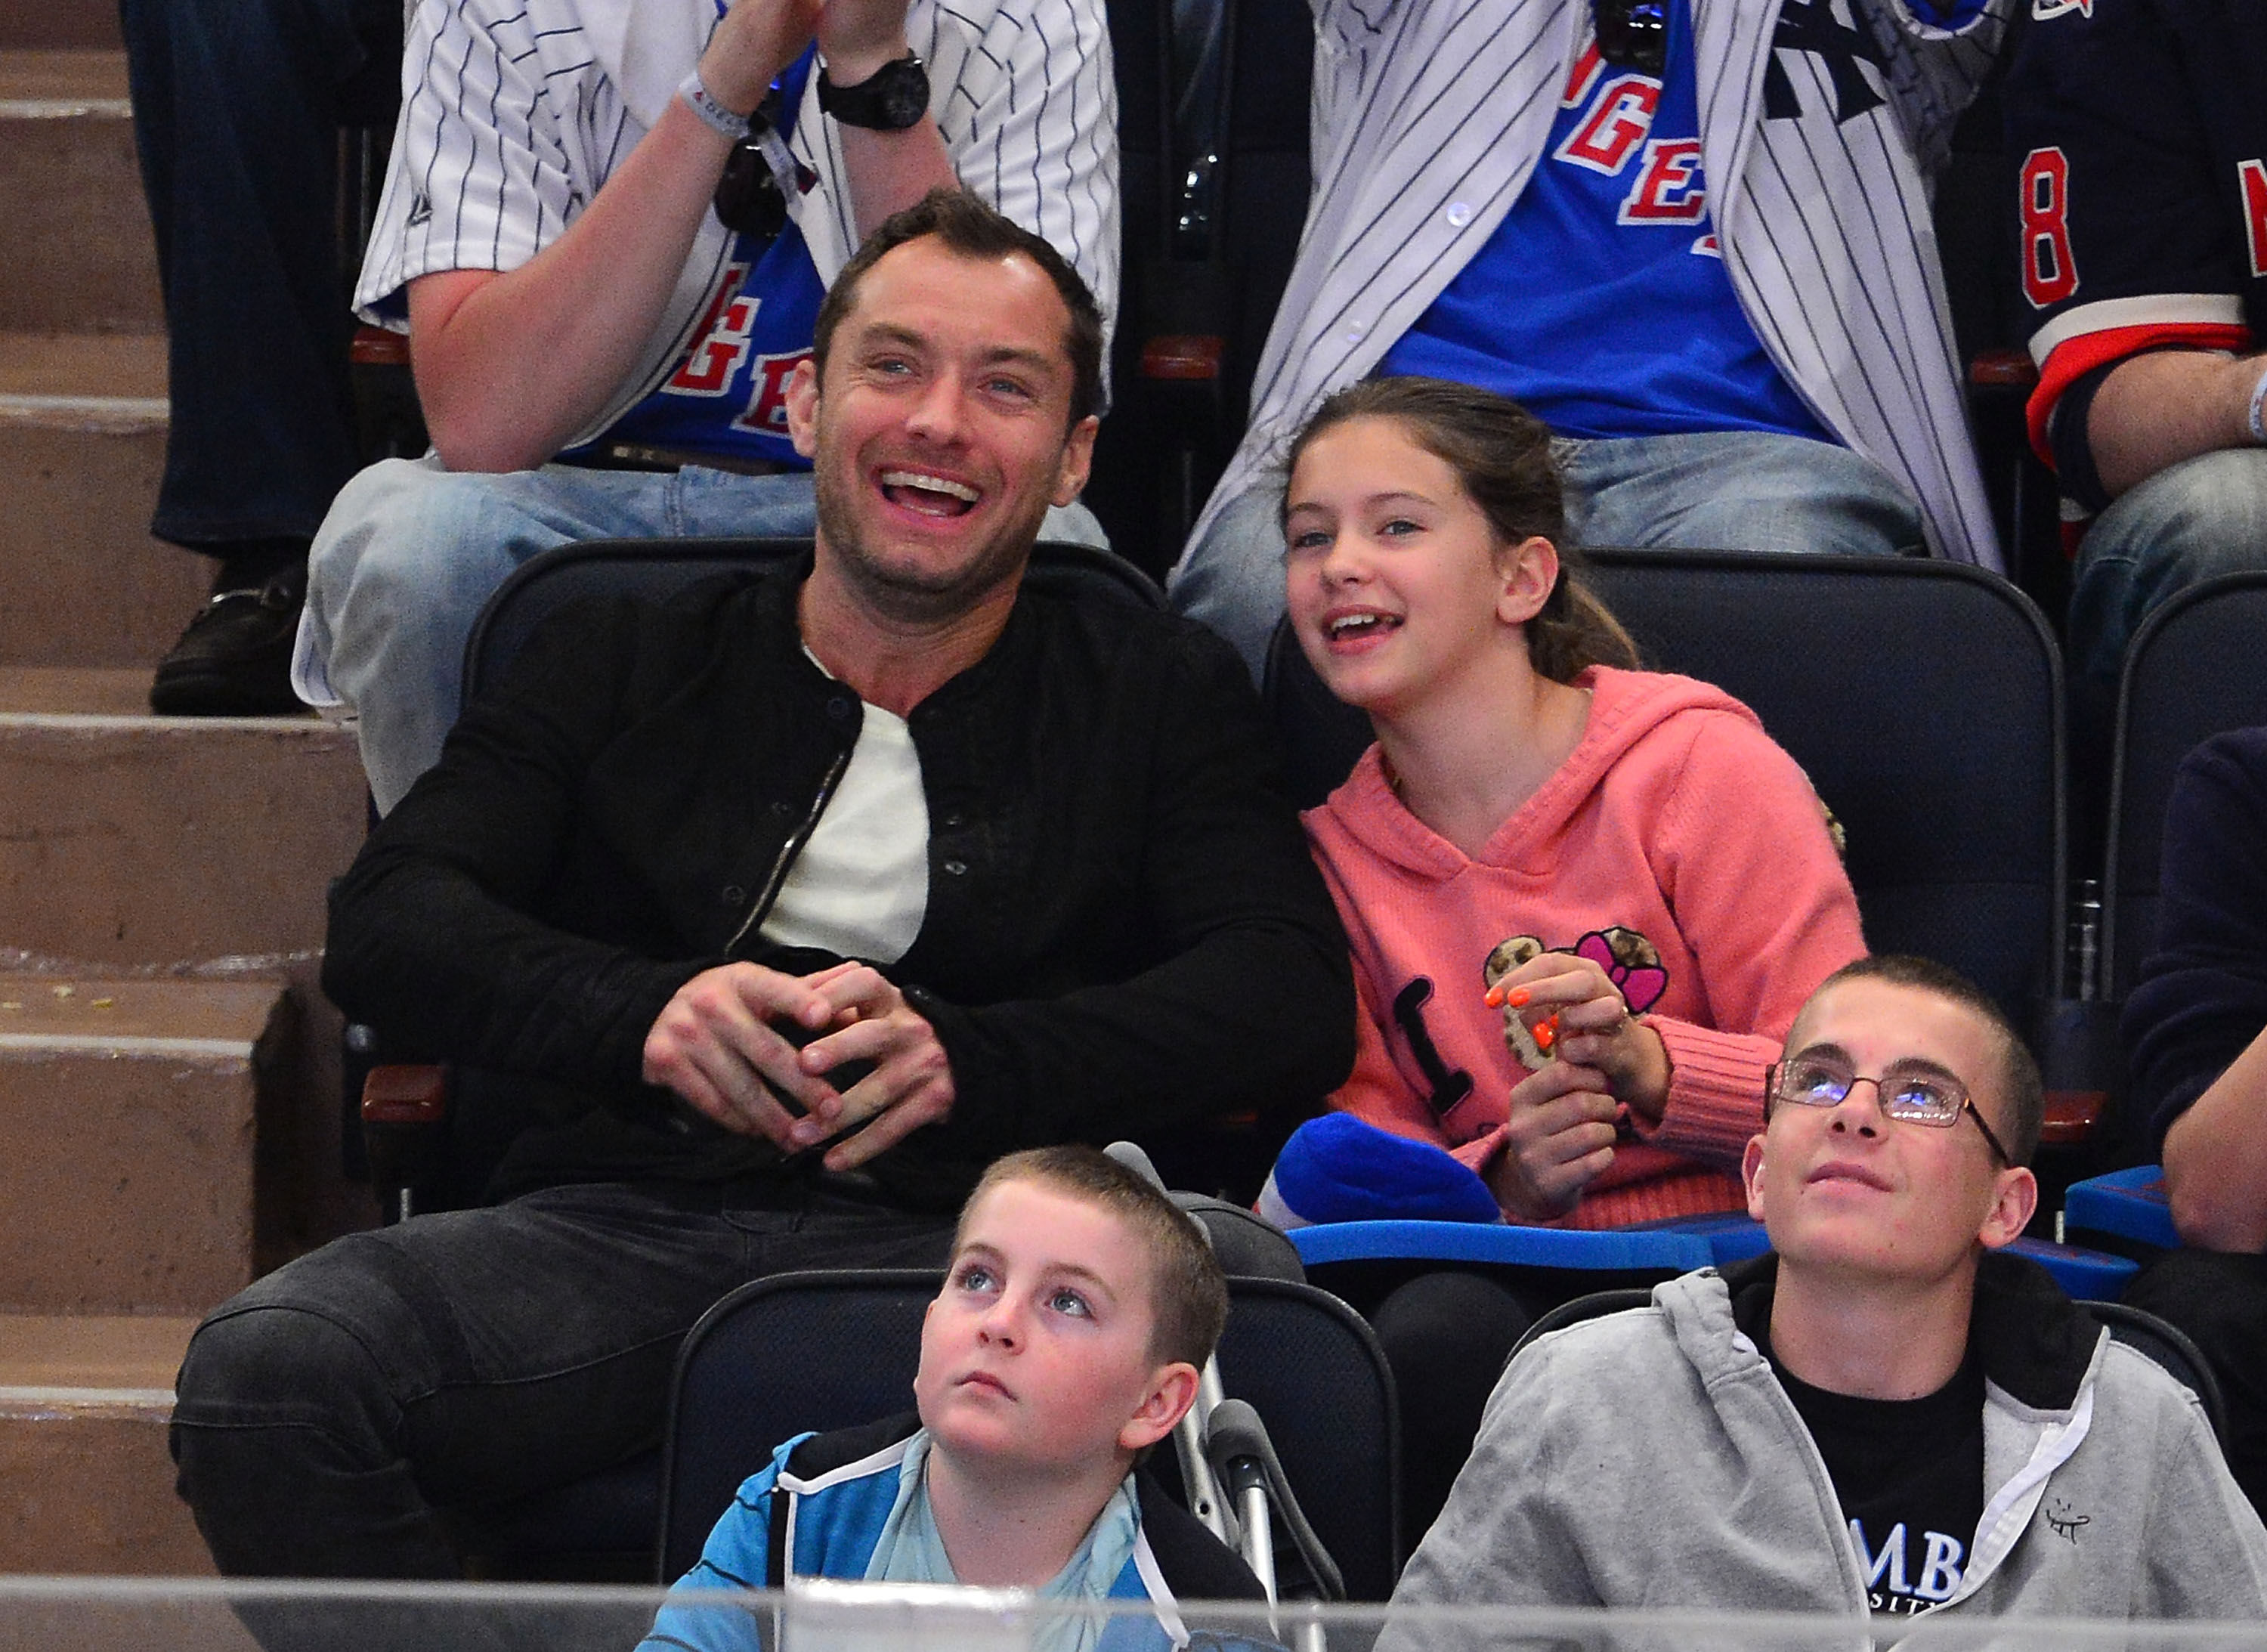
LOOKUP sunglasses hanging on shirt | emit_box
[1592,0,1669,76]
[713,85,817,243]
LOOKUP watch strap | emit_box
[817,52,929,130]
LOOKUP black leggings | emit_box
[1368,1270,1541,1545]
[2123,1247,2267,1518]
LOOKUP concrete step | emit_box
[0,669,367,967]
[0,2,121,51]
[0,974,285,1315]
[0,51,160,334]
[0,1313,211,1574]
[0,333,206,670]
[0,673,376,1267]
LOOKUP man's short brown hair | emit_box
[810,188,1106,428]
[1801,954,2044,1165]
[955,1146,1229,1369]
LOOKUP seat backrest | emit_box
[1208,1276,1400,1599]
[658,1270,1402,1599]
[1508,1287,1656,1362]
[1264,549,2068,1016]
[2102,572,2267,1000]
[659,1270,933,1584]
[462,536,1164,701]
[2086,1300,2230,1448]
[1087,0,1316,571]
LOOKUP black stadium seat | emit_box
[2101,571,2267,1003]
[660,1270,1403,1598]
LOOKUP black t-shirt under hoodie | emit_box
[1737,1286,1987,1617]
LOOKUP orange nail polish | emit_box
[1506,988,1530,1008]
[1534,1015,1557,1050]
[1485,985,1505,1008]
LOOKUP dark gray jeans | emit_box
[170,1176,954,1578]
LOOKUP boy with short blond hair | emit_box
[642,1146,1259,1651]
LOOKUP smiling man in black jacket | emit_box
[169,190,1353,1580]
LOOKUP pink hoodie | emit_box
[1304,666,1866,1229]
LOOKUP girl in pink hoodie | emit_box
[1283,378,1866,1230]
[1282,377,1869,1536]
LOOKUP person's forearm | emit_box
[326,852,704,1088]
[817,17,960,241]
[2162,1024,2267,1251]
[2089,349,2267,500]
[837,122,960,240]
[408,99,737,472]
[409,0,821,471]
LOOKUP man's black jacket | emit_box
[324,558,1355,1209]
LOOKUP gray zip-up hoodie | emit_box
[1390,1254,2267,1623]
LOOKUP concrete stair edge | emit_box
[0,1311,211,1577]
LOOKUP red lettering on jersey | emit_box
[2018,147,2079,309]
[2241,157,2267,279]
[668,262,759,395]
[1691,232,1722,258]
[1555,76,1659,176]
[733,350,812,435]
[1561,42,1604,108]
[1619,138,1707,224]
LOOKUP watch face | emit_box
[875,65,928,126]
[826,55,929,129]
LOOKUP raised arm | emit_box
[403,0,825,471]
[821,0,959,243]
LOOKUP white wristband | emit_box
[679,70,750,141]
[2248,358,2267,447]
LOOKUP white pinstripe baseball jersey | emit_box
[1184,0,2008,571]
[354,0,1118,452]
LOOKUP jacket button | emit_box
[941,811,965,830]
[722,884,744,905]
[769,800,792,818]
[942,859,968,877]
[827,696,854,721]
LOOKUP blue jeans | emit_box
[2068,448,2267,700]
[1168,429,1921,680]
[299,455,1107,811]
[119,0,399,551]
[169,1176,955,1578]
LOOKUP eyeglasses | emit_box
[1593,0,1668,76]
[1767,1050,2012,1165]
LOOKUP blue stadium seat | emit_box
[2062,1163,2180,1252]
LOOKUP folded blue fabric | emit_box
[1257,1113,1505,1229]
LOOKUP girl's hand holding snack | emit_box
[1486,951,1670,1122]
[1487,1060,1619,1220]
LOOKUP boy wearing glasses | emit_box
[1387,954,2267,1622]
